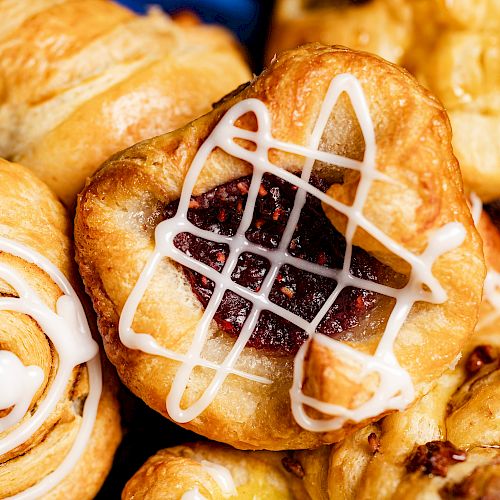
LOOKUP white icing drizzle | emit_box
[181,486,207,500]
[200,460,237,497]
[478,269,500,330]
[0,237,101,499]
[120,74,466,431]
[470,191,483,226]
[469,193,500,329]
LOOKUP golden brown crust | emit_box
[0,158,121,499]
[296,211,500,499]
[122,442,309,499]
[0,0,250,206]
[75,44,484,450]
[267,0,414,66]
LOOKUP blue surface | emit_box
[117,0,261,43]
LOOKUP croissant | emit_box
[0,158,121,498]
[268,0,500,203]
[75,44,484,450]
[292,204,500,500]
[121,442,308,499]
[0,0,250,206]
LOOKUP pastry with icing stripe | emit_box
[292,201,500,500]
[122,442,307,499]
[0,158,121,499]
[75,44,484,450]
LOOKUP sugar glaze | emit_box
[470,193,500,329]
[0,237,101,499]
[120,74,465,431]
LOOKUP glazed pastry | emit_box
[293,203,500,500]
[122,442,308,499]
[268,0,500,203]
[0,0,250,206]
[0,158,121,498]
[75,44,484,450]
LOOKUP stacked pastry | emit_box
[0,0,251,498]
[1,1,498,499]
[74,42,494,497]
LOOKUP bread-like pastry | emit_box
[268,0,500,202]
[416,30,500,202]
[293,207,500,500]
[0,158,121,498]
[122,442,308,499]
[0,0,251,206]
[267,0,414,65]
[75,44,484,450]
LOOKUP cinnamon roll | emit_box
[75,44,484,450]
[0,158,121,498]
[122,442,308,499]
[0,0,250,206]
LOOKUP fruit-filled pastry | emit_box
[0,158,121,498]
[122,442,307,499]
[75,44,484,450]
[293,204,500,499]
[0,0,250,206]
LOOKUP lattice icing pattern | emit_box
[120,74,466,431]
[0,237,101,499]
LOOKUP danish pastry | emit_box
[122,442,308,499]
[75,44,484,450]
[293,202,500,500]
[0,158,121,498]
[0,0,250,206]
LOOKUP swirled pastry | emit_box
[0,0,250,206]
[122,442,308,499]
[75,45,484,450]
[268,0,500,202]
[292,205,500,499]
[0,158,121,498]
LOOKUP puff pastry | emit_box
[75,44,484,450]
[122,442,308,499]
[0,0,250,206]
[268,0,500,202]
[293,206,500,500]
[0,158,121,498]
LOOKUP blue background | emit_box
[116,0,272,70]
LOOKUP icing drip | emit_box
[0,237,101,499]
[200,460,237,497]
[469,193,500,329]
[120,74,465,430]
[181,487,207,500]
[470,192,483,226]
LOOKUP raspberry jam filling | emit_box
[164,173,395,355]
